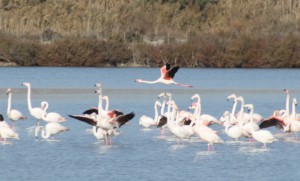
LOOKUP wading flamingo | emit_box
[6,88,26,127]
[0,114,19,142]
[244,104,277,149]
[22,82,45,126]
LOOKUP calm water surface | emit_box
[0,67,300,181]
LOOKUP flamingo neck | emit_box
[160,98,166,115]
[7,92,12,115]
[35,126,50,139]
[26,85,33,112]
[231,99,237,118]
[98,94,103,116]
[249,108,255,134]
[286,93,290,116]
[291,101,296,117]
[103,97,109,112]
[137,79,159,84]
[154,103,159,123]
[42,102,49,119]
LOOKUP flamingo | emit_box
[222,111,247,141]
[135,64,193,88]
[192,115,224,151]
[166,101,192,142]
[69,84,135,144]
[139,100,161,128]
[35,122,69,140]
[156,92,172,135]
[41,101,66,123]
[236,96,263,124]
[290,98,300,118]
[244,104,277,149]
[226,94,239,125]
[190,94,220,126]
[0,114,19,142]
[6,88,26,127]
[22,82,45,126]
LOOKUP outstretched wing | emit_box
[165,66,180,80]
[115,112,135,128]
[68,114,97,126]
[157,116,167,128]
[82,108,98,115]
[259,118,284,129]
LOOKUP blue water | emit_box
[0,67,300,180]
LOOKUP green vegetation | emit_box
[0,0,299,67]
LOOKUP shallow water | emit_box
[0,67,300,180]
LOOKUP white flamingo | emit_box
[41,101,66,123]
[226,94,239,125]
[222,111,246,141]
[6,88,26,127]
[244,104,277,149]
[139,100,161,128]
[193,119,224,151]
[190,94,220,126]
[35,122,69,140]
[0,114,19,142]
[135,64,192,87]
[22,82,45,126]
[166,101,192,141]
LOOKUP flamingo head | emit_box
[40,101,48,110]
[191,94,200,101]
[157,92,167,99]
[244,104,253,112]
[227,94,237,101]
[155,100,162,107]
[6,88,12,95]
[284,89,289,94]
[188,102,198,110]
[135,79,143,83]
[22,82,30,87]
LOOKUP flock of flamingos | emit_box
[0,64,299,151]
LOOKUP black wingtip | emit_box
[157,116,167,128]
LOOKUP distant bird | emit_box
[135,64,193,88]
[6,88,26,127]
[0,114,19,142]
[22,82,45,126]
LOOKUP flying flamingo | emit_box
[22,82,45,126]
[6,88,26,127]
[0,114,19,142]
[135,64,193,88]
[41,101,67,123]
[35,122,69,140]
[244,104,277,149]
